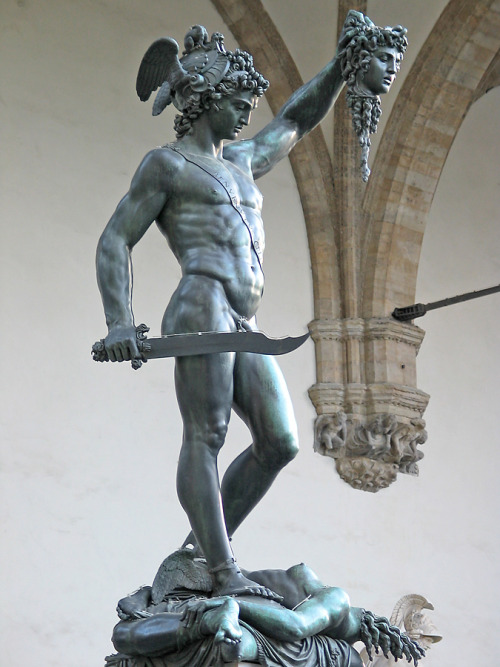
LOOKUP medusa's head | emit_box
[136,25,269,138]
[337,11,407,180]
[338,13,407,93]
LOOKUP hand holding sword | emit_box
[92,324,310,370]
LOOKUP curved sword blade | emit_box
[144,330,310,359]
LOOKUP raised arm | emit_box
[96,149,170,362]
[245,54,344,179]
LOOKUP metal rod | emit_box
[392,284,500,321]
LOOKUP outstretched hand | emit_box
[360,610,426,665]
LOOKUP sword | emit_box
[392,283,500,322]
[92,323,310,369]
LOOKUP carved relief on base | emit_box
[313,411,427,492]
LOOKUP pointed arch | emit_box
[361,0,500,317]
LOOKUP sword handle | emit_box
[392,303,427,321]
[91,323,151,370]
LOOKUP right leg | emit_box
[165,276,237,571]
[175,352,280,598]
[174,348,235,569]
[164,276,279,598]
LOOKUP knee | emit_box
[184,418,230,456]
[204,419,229,453]
[256,430,299,469]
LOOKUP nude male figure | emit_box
[96,18,405,599]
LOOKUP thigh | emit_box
[175,350,235,441]
[165,276,237,434]
[232,351,297,446]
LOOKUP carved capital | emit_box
[309,382,429,419]
[313,411,427,492]
[309,317,425,350]
[309,313,430,491]
[365,318,426,352]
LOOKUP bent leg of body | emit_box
[220,350,299,536]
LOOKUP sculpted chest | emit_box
[160,146,265,263]
[167,146,263,211]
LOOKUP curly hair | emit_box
[174,49,269,139]
[337,21,407,181]
[338,24,407,88]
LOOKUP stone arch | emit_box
[210,0,500,490]
[361,0,500,317]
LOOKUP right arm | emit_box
[96,149,170,361]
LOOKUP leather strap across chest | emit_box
[166,144,264,272]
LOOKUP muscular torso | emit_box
[156,144,265,322]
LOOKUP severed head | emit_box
[337,11,407,181]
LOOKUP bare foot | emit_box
[181,597,242,645]
[201,599,242,644]
[116,586,152,620]
[211,561,283,602]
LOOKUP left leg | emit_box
[221,352,299,537]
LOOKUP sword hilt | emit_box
[392,303,427,321]
[91,323,151,370]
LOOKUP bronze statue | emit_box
[106,555,425,666]
[96,13,405,603]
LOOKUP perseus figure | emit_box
[96,13,405,599]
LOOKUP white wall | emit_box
[1,2,498,666]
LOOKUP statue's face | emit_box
[207,89,258,141]
[357,46,399,96]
